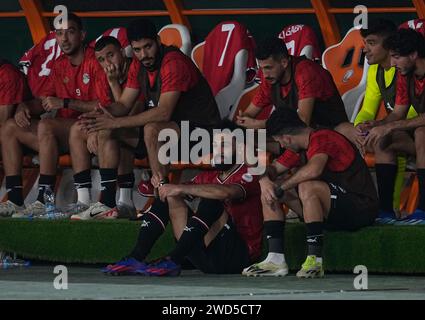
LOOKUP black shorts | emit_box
[186,218,251,274]
[134,121,215,160]
[325,183,378,231]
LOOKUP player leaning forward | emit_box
[243,108,378,278]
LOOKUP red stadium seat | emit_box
[90,27,133,57]
[192,21,257,119]
[18,31,62,97]
[399,18,425,36]
[278,24,321,61]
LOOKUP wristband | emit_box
[159,177,170,186]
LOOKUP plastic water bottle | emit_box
[44,186,56,219]
[0,256,31,269]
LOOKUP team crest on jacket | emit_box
[83,73,90,84]
[63,76,69,84]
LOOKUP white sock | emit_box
[264,252,286,265]
[77,188,91,205]
[118,188,133,207]
[316,257,323,264]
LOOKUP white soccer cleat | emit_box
[12,200,45,218]
[296,255,324,279]
[242,260,289,277]
[62,202,90,216]
[70,202,118,220]
[0,201,25,218]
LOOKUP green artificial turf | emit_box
[0,219,424,273]
[0,219,175,263]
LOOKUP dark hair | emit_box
[360,19,397,46]
[255,37,289,61]
[385,28,425,58]
[127,18,158,43]
[94,36,122,51]
[266,108,307,137]
[62,12,83,31]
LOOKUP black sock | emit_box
[169,216,208,265]
[74,169,92,189]
[6,175,23,206]
[306,222,324,257]
[99,168,117,208]
[264,220,285,254]
[375,163,397,212]
[118,173,135,189]
[37,175,56,203]
[417,169,425,211]
[130,199,169,261]
[169,198,224,264]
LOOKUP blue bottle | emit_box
[43,186,56,219]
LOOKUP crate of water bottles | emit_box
[27,186,72,220]
[0,254,31,269]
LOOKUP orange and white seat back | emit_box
[198,21,257,119]
[322,26,366,97]
[18,31,62,97]
[278,24,321,61]
[229,83,260,121]
[191,41,205,72]
[343,58,370,122]
[158,24,192,56]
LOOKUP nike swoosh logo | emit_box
[90,210,104,218]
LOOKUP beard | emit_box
[143,44,162,71]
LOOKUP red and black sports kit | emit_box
[0,61,32,106]
[40,47,111,119]
[396,70,425,114]
[18,31,62,98]
[186,164,263,273]
[125,45,221,158]
[253,56,348,128]
[277,129,378,230]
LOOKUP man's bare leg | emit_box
[166,196,189,240]
[36,118,75,205]
[0,119,39,212]
[94,128,139,209]
[38,118,75,175]
[1,119,39,175]
[0,105,15,144]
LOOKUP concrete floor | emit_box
[0,264,424,300]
